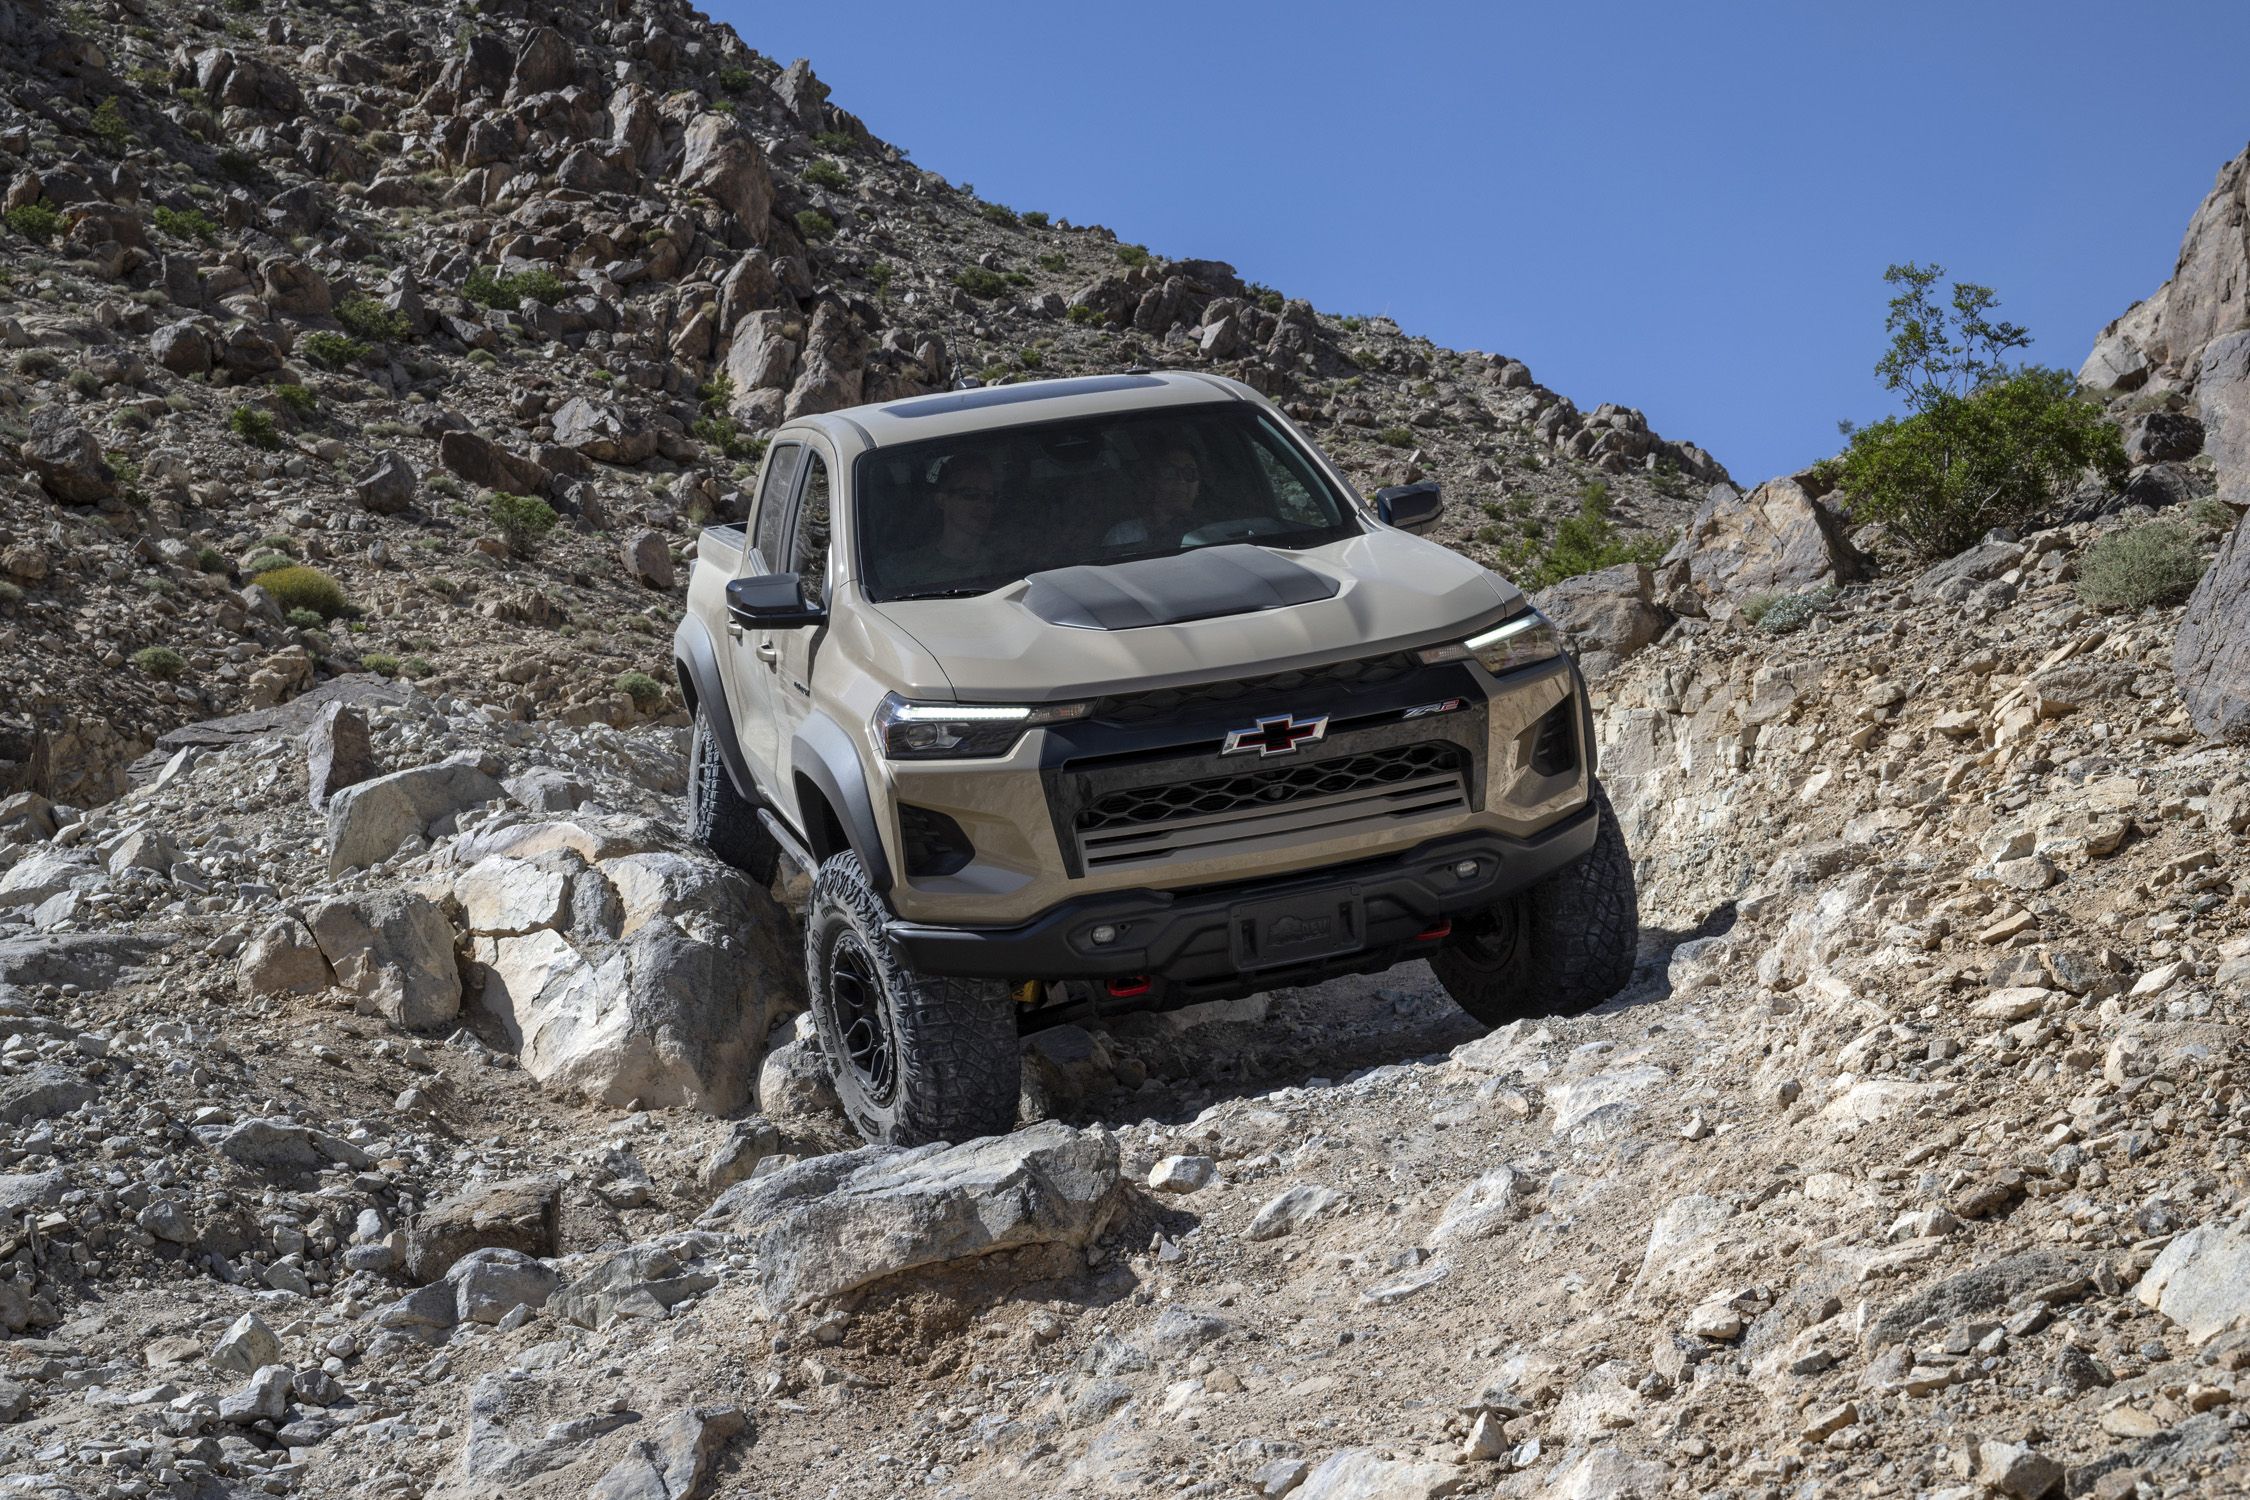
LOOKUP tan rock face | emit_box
[680,112,773,239]
[2174,507,2250,742]
[1665,477,1865,618]
[307,889,461,1030]
[235,916,330,998]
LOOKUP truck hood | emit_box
[865,528,1522,702]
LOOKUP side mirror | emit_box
[1375,481,1445,535]
[726,572,825,629]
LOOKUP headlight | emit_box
[873,692,1091,759]
[1415,610,1565,676]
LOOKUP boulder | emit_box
[2123,408,2204,465]
[0,792,55,844]
[2196,330,2250,511]
[236,915,331,998]
[622,529,675,589]
[306,701,377,810]
[1292,1450,1466,1500]
[353,450,418,515]
[698,1120,1124,1314]
[680,112,772,239]
[1909,540,2025,606]
[1533,562,1670,679]
[307,889,461,1029]
[447,1247,560,1325]
[1666,477,1864,617]
[207,1117,371,1175]
[325,757,507,872]
[0,1064,95,1125]
[2137,1219,2250,1343]
[724,309,797,398]
[150,319,214,375]
[438,430,547,496]
[0,847,98,909]
[784,298,864,418]
[587,1405,744,1500]
[552,397,658,465]
[2173,509,2250,742]
[508,25,573,97]
[259,257,330,318]
[19,406,116,505]
[210,1313,281,1376]
[405,1175,562,1283]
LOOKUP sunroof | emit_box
[879,373,1168,419]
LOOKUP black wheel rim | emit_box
[826,935,897,1105]
[1449,897,1527,975]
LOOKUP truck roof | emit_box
[784,370,1255,452]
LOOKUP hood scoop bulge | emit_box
[1021,545,1340,630]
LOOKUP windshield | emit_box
[853,402,1362,602]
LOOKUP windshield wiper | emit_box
[888,585,996,601]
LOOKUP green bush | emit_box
[1034,251,1067,273]
[794,208,836,242]
[488,491,558,556]
[192,545,229,575]
[1742,587,1835,635]
[802,158,846,190]
[259,566,351,620]
[1376,426,1414,449]
[463,267,568,311]
[131,646,185,680]
[813,129,856,153]
[215,148,258,183]
[953,266,1010,300]
[614,670,664,710]
[1487,484,1670,591]
[301,331,370,369]
[5,203,60,243]
[2076,521,2209,611]
[1065,303,1101,326]
[243,549,292,576]
[285,607,324,629]
[229,405,282,450]
[2189,497,2238,534]
[91,96,132,153]
[692,410,763,461]
[1115,243,1151,267]
[150,206,218,243]
[1021,209,1050,229]
[273,384,316,421]
[979,202,1019,227]
[399,656,436,680]
[716,65,757,94]
[359,652,400,677]
[1831,264,2128,559]
[335,296,409,342]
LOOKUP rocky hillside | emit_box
[0,0,1723,809]
[2,4,2249,1500]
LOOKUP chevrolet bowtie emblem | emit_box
[1222,713,1329,757]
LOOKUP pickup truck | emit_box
[674,371,1636,1144]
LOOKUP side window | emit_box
[750,443,802,569]
[789,452,833,603]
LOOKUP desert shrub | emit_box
[867,260,894,293]
[192,545,229,575]
[214,148,258,183]
[359,652,400,677]
[2076,521,2208,611]
[1021,209,1050,228]
[979,202,1019,227]
[1486,483,1670,591]
[15,350,57,376]
[488,491,557,556]
[335,296,409,341]
[301,331,369,369]
[463,266,567,311]
[243,549,292,575]
[1065,303,1100,326]
[1115,242,1150,267]
[692,410,761,460]
[1832,264,2128,559]
[91,96,132,153]
[2189,497,2238,534]
[0,581,22,608]
[259,565,351,619]
[1376,426,1414,449]
[1034,251,1067,272]
[5,203,60,243]
[273,384,316,420]
[229,404,281,450]
[614,670,664,710]
[793,208,835,242]
[285,607,323,629]
[130,645,185,680]
[813,129,855,152]
[150,206,218,242]
[399,656,435,679]
[716,65,756,94]
[953,266,1009,300]
[802,158,846,190]
[65,368,102,397]
[1742,587,1835,634]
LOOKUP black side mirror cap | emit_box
[1375,481,1445,535]
[726,572,825,629]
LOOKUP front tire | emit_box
[1435,780,1639,1026]
[687,705,778,885]
[803,851,1021,1145]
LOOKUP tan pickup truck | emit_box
[674,371,1636,1144]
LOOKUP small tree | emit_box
[488,491,558,556]
[1832,264,2126,559]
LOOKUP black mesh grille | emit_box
[1530,701,1577,776]
[1077,742,1468,833]
[1090,653,1422,726]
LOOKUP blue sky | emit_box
[715,1,2250,485]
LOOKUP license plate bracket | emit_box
[1230,887,1365,971]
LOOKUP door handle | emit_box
[755,639,780,664]
[726,622,744,640]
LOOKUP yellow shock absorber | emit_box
[1011,980,1044,1007]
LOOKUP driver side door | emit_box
[767,445,836,783]
[725,441,801,802]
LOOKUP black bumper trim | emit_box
[885,806,1599,983]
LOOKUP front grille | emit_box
[1090,653,1422,726]
[1074,742,1470,872]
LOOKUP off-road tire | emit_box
[1435,780,1639,1027]
[803,851,1021,1146]
[686,707,778,885]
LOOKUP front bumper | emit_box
[884,806,1598,999]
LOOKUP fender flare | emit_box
[671,614,760,802]
[789,711,896,894]
[1569,656,1599,781]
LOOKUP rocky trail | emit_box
[1,1,2249,1499]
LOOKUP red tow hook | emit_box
[1414,918,1453,942]
[1106,975,1153,999]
